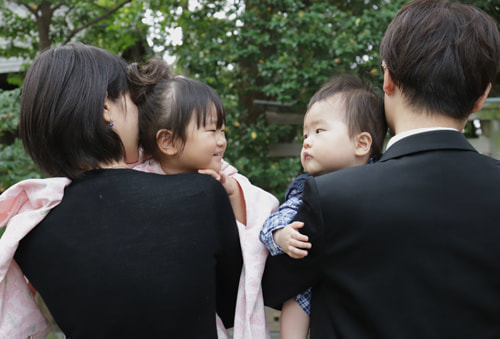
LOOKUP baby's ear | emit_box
[354,132,372,157]
[156,129,178,156]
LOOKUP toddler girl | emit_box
[128,58,279,339]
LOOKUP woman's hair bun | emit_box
[128,57,173,104]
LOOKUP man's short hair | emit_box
[380,0,500,119]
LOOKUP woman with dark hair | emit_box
[0,43,242,338]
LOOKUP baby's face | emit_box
[301,95,358,176]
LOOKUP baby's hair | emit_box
[128,58,225,158]
[307,74,387,158]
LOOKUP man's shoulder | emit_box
[315,163,381,182]
[308,164,386,201]
[285,173,311,199]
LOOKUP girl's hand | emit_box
[198,169,238,197]
[273,221,311,259]
[198,168,246,224]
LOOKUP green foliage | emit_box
[0,88,20,134]
[168,0,404,107]
[165,0,407,199]
[0,138,42,192]
[0,89,41,192]
[223,101,303,200]
[0,0,156,63]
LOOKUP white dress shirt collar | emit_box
[386,127,460,150]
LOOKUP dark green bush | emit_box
[0,89,42,193]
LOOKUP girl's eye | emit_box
[316,129,325,134]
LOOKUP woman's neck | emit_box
[99,161,129,170]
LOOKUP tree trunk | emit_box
[36,1,53,52]
[237,0,278,124]
[237,57,265,124]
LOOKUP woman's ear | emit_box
[103,98,112,125]
[354,132,372,157]
[156,129,177,156]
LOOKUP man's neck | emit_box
[385,89,468,135]
[386,127,460,150]
[389,105,467,135]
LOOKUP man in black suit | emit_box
[262,1,500,337]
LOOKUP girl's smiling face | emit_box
[174,108,227,173]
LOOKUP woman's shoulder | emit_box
[73,169,218,191]
[140,171,226,195]
[68,170,227,213]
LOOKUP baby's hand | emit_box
[198,169,238,196]
[273,221,311,259]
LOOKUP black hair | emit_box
[19,43,130,179]
[380,0,500,119]
[128,58,225,159]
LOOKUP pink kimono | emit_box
[0,177,70,338]
[0,160,278,339]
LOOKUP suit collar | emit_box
[386,127,459,150]
[380,130,477,162]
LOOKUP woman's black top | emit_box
[15,169,242,338]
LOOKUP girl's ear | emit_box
[354,132,372,157]
[156,129,178,156]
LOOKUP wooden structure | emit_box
[255,99,304,157]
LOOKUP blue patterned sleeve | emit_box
[259,174,309,256]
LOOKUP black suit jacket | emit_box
[263,130,500,338]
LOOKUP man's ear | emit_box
[472,83,492,113]
[383,67,395,96]
[354,132,372,157]
[156,129,178,156]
